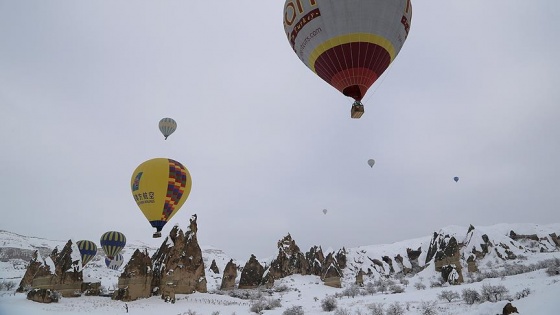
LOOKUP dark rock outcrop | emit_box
[17,250,43,292]
[238,254,265,289]
[321,252,342,288]
[30,240,83,297]
[27,288,59,303]
[151,215,207,295]
[427,233,464,283]
[269,234,308,279]
[509,230,539,242]
[382,256,395,274]
[355,269,366,286]
[220,259,238,290]
[209,259,219,274]
[305,246,324,275]
[406,247,422,271]
[114,249,153,301]
[503,302,518,315]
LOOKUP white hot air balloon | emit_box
[159,118,177,140]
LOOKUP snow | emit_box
[44,257,56,275]
[1,223,560,314]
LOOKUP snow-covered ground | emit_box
[1,224,560,314]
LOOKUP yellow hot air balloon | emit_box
[283,0,412,118]
[131,158,192,238]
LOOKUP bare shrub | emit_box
[334,308,351,315]
[389,284,404,294]
[342,284,361,298]
[461,288,480,305]
[385,302,404,315]
[283,305,304,315]
[368,303,384,315]
[480,283,509,302]
[321,296,338,312]
[515,288,531,299]
[546,258,560,276]
[419,300,438,315]
[414,282,426,290]
[365,282,377,295]
[437,290,460,302]
[250,298,282,313]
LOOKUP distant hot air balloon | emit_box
[454,176,459,183]
[283,0,412,118]
[323,209,327,215]
[100,231,126,260]
[76,240,97,267]
[159,118,177,140]
[105,254,124,270]
[131,158,192,238]
[368,159,375,168]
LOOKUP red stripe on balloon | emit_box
[314,42,391,101]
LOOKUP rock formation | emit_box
[27,288,59,303]
[238,254,265,289]
[406,247,422,271]
[305,246,325,275]
[17,250,43,292]
[114,249,153,301]
[220,259,238,290]
[502,302,518,315]
[151,216,207,296]
[28,240,84,298]
[269,234,308,279]
[321,252,343,288]
[209,259,219,274]
[427,233,464,284]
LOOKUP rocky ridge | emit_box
[7,222,560,303]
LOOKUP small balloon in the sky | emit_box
[368,159,375,168]
[323,209,327,215]
[159,118,177,140]
[454,176,459,182]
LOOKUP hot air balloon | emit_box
[454,177,459,183]
[283,0,412,118]
[76,240,97,267]
[159,118,177,140]
[100,231,126,259]
[131,158,192,238]
[105,254,124,270]
[368,159,375,168]
[323,209,327,215]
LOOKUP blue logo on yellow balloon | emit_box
[132,172,143,191]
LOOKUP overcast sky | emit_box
[1,0,559,261]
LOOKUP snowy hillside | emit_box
[1,223,560,315]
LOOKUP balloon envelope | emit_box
[159,118,177,140]
[454,177,459,182]
[131,158,192,236]
[100,231,126,259]
[368,159,375,168]
[105,254,124,270]
[283,0,412,101]
[76,240,97,267]
[323,209,327,214]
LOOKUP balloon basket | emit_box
[153,232,162,238]
[351,103,364,119]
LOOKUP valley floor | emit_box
[2,270,560,315]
